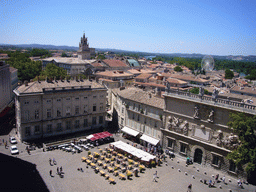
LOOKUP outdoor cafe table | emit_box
[117,153,123,158]
[114,164,120,169]
[88,155,93,159]
[103,164,107,169]
[119,174,125,180]
[86,160,91,165]
[107,167,113,172]
[98,160,103,166]
[128,165,133,170]
[94,152,100,156]
[134,162,139,167]
[113,170,119,176]
[91,163,96,167]
[100,170,105,176]
[128,159,134,164]
[108,178,115,183]
[102,151,107,155]
[95,167,99,173]
[100,155,105,160]
[126,170,133,177]
[139,165,145,169]
[105,158,110,163]
[81,157,87,161]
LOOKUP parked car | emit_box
[10,145,19,155]
[9,137,17,144]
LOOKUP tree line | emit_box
[1,49,66,82]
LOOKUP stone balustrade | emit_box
[164,89,256,113]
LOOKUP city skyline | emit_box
[1,0,255,56]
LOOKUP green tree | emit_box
[5,51,42,82]
[245,69,256,80]
[225,69,234,79]
[227,113,256,184]
[61,52,68,57]
[174,66,183,72]
[189,87,199,94]
[97,54,106,60]
[42,63,67,79]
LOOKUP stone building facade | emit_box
[14,79,107,141]
[162,87,256,176]
[111,88,163,146]
[0,61,12,114]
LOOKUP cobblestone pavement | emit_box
[0,131,256,192]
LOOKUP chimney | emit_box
[148,93,152,98]
[24,80,28,86]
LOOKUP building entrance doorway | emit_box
[194,148,203,164]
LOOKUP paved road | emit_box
[0,131,255,192]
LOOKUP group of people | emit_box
[49,158,64,178]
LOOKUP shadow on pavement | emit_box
[0,153,49,192]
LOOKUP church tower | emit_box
[77,33,94,60]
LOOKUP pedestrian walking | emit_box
[155,171,158,178]
[50,170,52,176]
[187,184,192,192]
[57,167,59,174]
[153,172,157,182]
[49,158,52,165]
[60,166,62,172]
[222,176,226,184]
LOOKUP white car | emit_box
[9,137,17,144]
[10,145,19,155]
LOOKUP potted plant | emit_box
[151,161,156,168]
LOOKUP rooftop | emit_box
[167,78,188,85]
[113,87,164,109]
[15,79,105,95]
[42,57,96,64]
[95,70,133,78]
[230,85,256,95]
[103,59,128,68]
[135,73,153,79]
[127,59,140,67]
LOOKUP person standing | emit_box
[57,167,59,175]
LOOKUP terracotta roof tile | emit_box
[113,87,164,109]
[103,59,128,68]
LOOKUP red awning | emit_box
[90,131,113,141]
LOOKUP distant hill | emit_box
[0,43,255,62]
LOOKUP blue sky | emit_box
[0,0,255,56]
